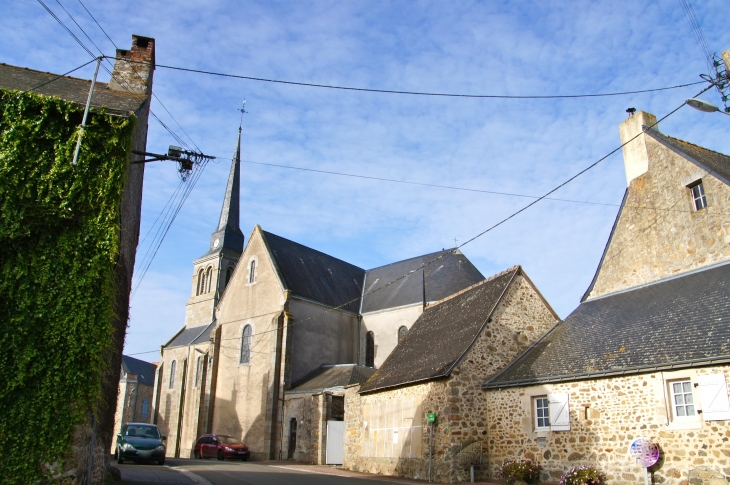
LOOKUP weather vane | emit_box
[239,99,247,129]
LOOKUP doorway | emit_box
[287,418,297,459]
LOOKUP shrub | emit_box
[559,465,606,485]
[498,459,542,484]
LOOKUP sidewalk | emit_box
[262,461,499,485]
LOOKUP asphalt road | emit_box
[117,458,428,485]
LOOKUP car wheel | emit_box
[217,450,224,461]
[194,450,201,459]
[158,458,165,466]
[117,448,124,465]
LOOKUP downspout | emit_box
[131,381,139,423]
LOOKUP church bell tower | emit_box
[183,128,244,327]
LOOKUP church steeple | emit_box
[207,128,244,255]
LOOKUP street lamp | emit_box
[685,98,730,116]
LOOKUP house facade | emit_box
[483,110,730,485]
[112,356,158,452]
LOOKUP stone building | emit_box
[111,356,158,451]
[0,35,155,481]
[343,266,560,483]
[482,110,730,485]
[152,128,488,460]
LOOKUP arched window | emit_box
[205,267,213,293]
[365,331,375,367]
[398,326,408,345]
[169,360,176,389]
[249,259,256,284]
[240,325,252,364]
[225,267,233,289]
[197,268,205,296]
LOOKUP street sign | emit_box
[427,412,436,423]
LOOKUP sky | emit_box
[3,0,730,362]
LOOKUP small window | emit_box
[365,331,375,367]
[141,399,149,419]
[690,182,707,211]
[534,396,550,430]
[225,267,233,288]
[197,269,205,296]
[194,356,202,388]
[398,326,407,345]
[169,360,177,389]
[205,267,213,293]
[240,325,252,364]
[671,379,695,419]
[249,259,256,284]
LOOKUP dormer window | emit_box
[690,181,707,211]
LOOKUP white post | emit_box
[644,467,649,485]
[72,56,102,167]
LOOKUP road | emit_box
[117,458,434,485]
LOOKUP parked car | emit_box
[194,434,250,461]
[115,423,166,465]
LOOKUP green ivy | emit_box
[0,89,136,483]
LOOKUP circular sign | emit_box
[628,437,660,467]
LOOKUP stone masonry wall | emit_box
[344,273,559,483]
[486,366,730,485]
[588,134,730,299]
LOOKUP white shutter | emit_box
[548,393,571,431]
[697,373,730,421]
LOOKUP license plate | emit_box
[238,451,245,454]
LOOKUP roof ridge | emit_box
[1,62,108,85]
[652,130,730,161]
[425,265,520,308]
[365,248,456,272]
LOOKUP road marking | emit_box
[167,465,214,485]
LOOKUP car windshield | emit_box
[125,425,160,439]
[218,436,242,445]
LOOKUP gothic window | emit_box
[365,331,375,367]
[169,360,176,389]
[690,181,707,211]
[398,326,408,345]
[194,356,202,388]
[205,267,213,293]
[249,259,256,284]
[240,325,252,364]
[225,267,233,289]
[197,268,205,296]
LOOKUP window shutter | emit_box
[548,393,571,431]
[697,373,730,421]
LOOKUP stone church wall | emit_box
[485,366,730,485]
[588,133,730,299]
[343,274,559,483]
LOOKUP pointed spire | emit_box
[205,127,244,255]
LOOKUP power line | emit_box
[0,58,97,105]
[151,62,705,99]
[679,0,714,75]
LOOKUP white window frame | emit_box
[531,393,570,432]
[534,396,550,431]
[669,378,697,421]
[689,181,708,211]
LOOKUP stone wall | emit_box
[485,366,730,485]
[343,274,559,483]
[588,124,730,299]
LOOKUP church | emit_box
[151,126,494,460]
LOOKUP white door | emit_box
[325,420,344,465]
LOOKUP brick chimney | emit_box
[109,35,155,95]
[619,110,657,186]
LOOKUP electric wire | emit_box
[679,0,714,76]
[0,58,97,104]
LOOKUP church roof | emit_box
[121,355,157,386]
[359,267,521,394]
[646,129,730,185]
[263,231,365,313]
[163,323,213,349]
[361,249,484,313]
[0,63,148,116]
[484,262,730,389]
[287,364,376,394]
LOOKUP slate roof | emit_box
[647,129,730,185]
[164,323,213,349]
[121,355,157,386]
[0,63,148,116]
[263,231,365,313]
[287,364,376,393]
[359,267,521,394]
[361,249,485,313]
[484,262,730,389]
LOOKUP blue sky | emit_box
[3,1,730,362]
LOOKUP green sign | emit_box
[427,412,436,423]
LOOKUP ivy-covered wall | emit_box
[0,89,136,483]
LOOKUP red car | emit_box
[194,434,250,461]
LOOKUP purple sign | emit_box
[628,438,660,467]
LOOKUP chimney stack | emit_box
[619,110,657,186]
[109,35,155,95]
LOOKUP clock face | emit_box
[213,238,220,248]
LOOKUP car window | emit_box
[125,425,160,439]
[219,436,242,445]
